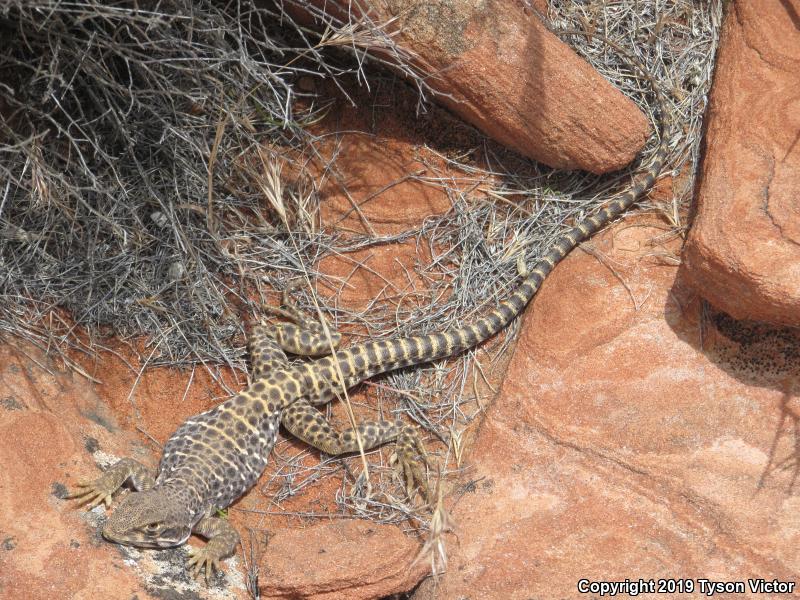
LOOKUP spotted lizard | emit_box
[68,36,672,583]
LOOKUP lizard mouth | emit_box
[101,528,132,545]
[102,529,177,548]
[101,525,159,548]
[102,522,190,548]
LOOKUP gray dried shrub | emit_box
[0,0,385,365]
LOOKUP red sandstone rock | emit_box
[292,0,650,173]
[7,99,798,599]
[416,217,800,598]
[263,520,425,599]
[682,0,800,327]
[317,134,452,236]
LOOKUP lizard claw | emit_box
[187,544,223,585]
[391,425,431,502]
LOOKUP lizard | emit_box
[68,34,672,583]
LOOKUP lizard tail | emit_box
[298,31,672,392]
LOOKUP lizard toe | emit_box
[187,543,224,585]
[68,477,117,509]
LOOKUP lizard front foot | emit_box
[67,458,153,509]
[187,541,225,584]
[391,424,432,502]
[188,515,239,584]
[67,476,118,509]
[66,458,155,510]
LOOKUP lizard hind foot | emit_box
[391,424,432,503]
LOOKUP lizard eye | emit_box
[144,523,162,534]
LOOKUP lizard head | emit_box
[102,489,192,548]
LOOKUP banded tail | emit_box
[296,32,671,395]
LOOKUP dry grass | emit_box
[0,0,427,369]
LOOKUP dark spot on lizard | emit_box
[2,536,17,551]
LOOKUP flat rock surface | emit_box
[417,217,800,598]
[682,0,800,326]
[264,519,423,599]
